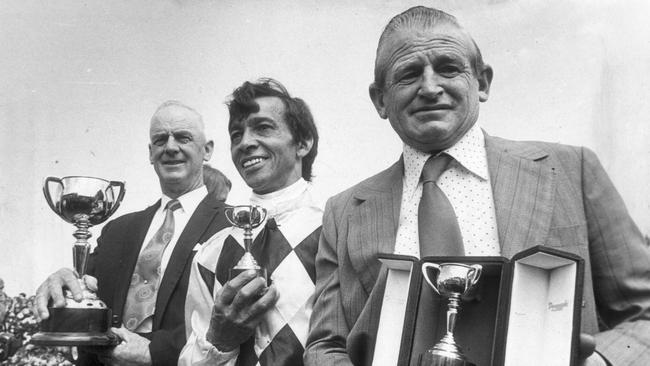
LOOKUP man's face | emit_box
[229,96,311,194]
[149,105,213,197]
[370,24,492,153]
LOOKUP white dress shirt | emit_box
[394,123,501,257]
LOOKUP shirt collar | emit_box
[402,123,488,196]
[249,178,314,219]
[161,185,208,214]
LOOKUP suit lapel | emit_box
[485,135,556,258]
[153,195,223,329]
[348,159,403,294]
[114,202,159,317]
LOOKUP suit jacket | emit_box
[81,194,229,366]
[305,135,650,366]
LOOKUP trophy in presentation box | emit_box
[373,246,584,366]
[32,176,125,346]
[224,205,268,281]
[420,263,482,366]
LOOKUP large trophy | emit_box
[224,205,268,280]
[420,263,482,366]
[32,176,125,346]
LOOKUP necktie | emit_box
[123,199,182,331]
[413,155,464,365]
[418,154,464,257]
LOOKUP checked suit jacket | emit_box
[81,194,229,366]
[305,134,650,366]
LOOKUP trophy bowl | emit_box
[224,205,268,281]
[420,263,482,366]
[32,176,125,347]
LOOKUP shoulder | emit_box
[194,226,235,270]
[325,160,402,213]
[485,134,593,163]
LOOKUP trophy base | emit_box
[33,306,118,347]
[229,267,268,283]
[419,349,475,366]
[31,331,120,347]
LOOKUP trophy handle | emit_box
[106,181,126,217]
[467,264,482,289]
[223,207,235,226]
[421,262,442,295]
[43,177,64,216]
[256,206,268,223]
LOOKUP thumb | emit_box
[579,333,596,360]
[82,275,98,292]
[110,326,131,342]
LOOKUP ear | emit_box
[296,136,314,159]
[477,64,493,102]
[203,140,214,161]
[148,144,154,164]
[369,83,388,119]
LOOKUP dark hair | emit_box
[202,164,232,201]
[227,78,319,181]
[374,6,486,89]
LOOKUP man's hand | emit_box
[579,333,607,366]
[206,270,279,352]
[93,327,152,366]
[33,268,97,320]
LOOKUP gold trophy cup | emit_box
[420,263,482,366]
[224,205,268,281]
[32,176,125,346]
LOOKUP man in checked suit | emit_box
[305,6,650,366]
[35,101,230,365]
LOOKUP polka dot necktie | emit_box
[418,154,464,257]
[123,199,182,331]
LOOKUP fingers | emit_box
[230,277,268,310]
[579,333,596,360]
[110,327,131,342]
[83,275,99,292]
[246,284,279,319]
[34,286,51,320]
[217,270,259,305]
[34,268,80,319]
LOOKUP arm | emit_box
[179,255,239,366]
[581,147,650,365]
[304,199,354,366]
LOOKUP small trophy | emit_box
[224,205,268,281]
[32,176,125,346]
[420,263,482,366]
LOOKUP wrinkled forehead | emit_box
[150,105,205,136]
[377,24,477,73]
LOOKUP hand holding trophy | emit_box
[420,263,482,366]
[224,205,268,281]
[32,176,125,346]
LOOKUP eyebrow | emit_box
[229,116,276,131]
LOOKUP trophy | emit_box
[224,205,268,280]
[420,263,482,366]
[32,176,125,346]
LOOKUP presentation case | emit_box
[372,246,584,366]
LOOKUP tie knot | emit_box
[421,154,452,183]
[166,199,182,212]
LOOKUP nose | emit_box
[163,135,181,153]
[417,66,443,99]
[236,128,258,152]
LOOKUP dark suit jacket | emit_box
[81,194,228,366]
[305,135,650,366]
